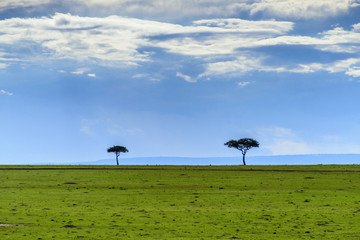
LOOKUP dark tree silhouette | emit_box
[107,145,128,165]
[224,138,259,165]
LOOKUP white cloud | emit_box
[176,72,197,83]
[71,68,90,75]
[154,19,293,56]
[238,81,250,87]
[258,127,312,155]
[199,21,360,77]
[71,68,96,77]
[4,0,355,20]
[292,63,324,73]
[0,50,19,68]
[0,89,13,96]
[0,62,8,69]
[248,0,360,19]
[132,73,161,81]
[149,77,161,82]
[354,23,360,32]
[264,140,312,155]
[346,67,360,77]
[193,18,293,35]
[329,58,360,73]
[315,26,360,53]
[0,0,359,25]
[1,13,360,78]
[202,54,287,76]
[132,73,149,79]
[315,135,360,154]
[70,68,95,77]
[0,13,296,71]
[293,58,360,77]
[0,0,51,11]
[258,127,360,155]
[0,13,155,66]
[54,1,252,20]
[82,0,359,21]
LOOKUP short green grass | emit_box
[1,165,360,239]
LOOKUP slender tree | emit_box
[107,145,128,166]
[224,138,259,165]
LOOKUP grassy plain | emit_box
[0,165,360,239]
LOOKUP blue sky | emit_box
[1,0,360,164]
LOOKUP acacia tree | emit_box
[107,145,129,166]
[224,138,259,165]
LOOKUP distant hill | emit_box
[76,154,360,165]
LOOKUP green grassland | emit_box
[1,165,360,239]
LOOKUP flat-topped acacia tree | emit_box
[224,138,259,165]
[107,145,129,166]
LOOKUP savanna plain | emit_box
[1,165,360,239]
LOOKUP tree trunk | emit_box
[116,153,119,166]
[242,153,246,166]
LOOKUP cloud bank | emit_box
[0,12,360,80]
[1,0,358,20]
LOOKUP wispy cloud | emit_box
[0,63,8,69]
[176,72,197,83]
[248,0,360,19]
[294,58,360,77]
[264,139,312,155]
[238,81,251,87]
[3,0,356,20]
[154,19,294,56]
[1,12,360,80]
[0,13,153,66]
[132,73,161,81]
[201,54,287,77]
[132,73,148,79]
[71,68,96,77]
[258,127,312,155]
[0,89,13,96]
[71,68,90,75]
[0,13,293,69]
[0,0,51,11]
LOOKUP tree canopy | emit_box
[224,138,259,165]
[107,145,129,165]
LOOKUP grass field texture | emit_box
[1,165,360,239]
